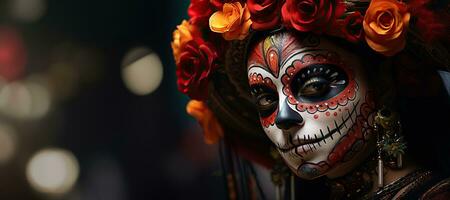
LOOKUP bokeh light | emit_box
[25,75,51,119]
[0,81,33,119]
[26,148,80,195]
[9,0,47,22]
[0,78,51,120]
[0,123,17,164]
[121,47,163,95]
[0,27,26,81]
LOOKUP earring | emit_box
[374,107,407,188]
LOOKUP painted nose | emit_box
[275,99,304,130]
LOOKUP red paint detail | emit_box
[248,42,265,66]
[248,73,276,89]
[0,27,26,81]
[334,112,338,116]
[267,49,279,77]
[261,108,278,128]
[326,107,374,167]
[329,153,338,163]
[282,72,291,89]
[280,34,301,63]
[295,104,306,112]
[314,115,319,119]
[293,60,303,69]
[326,112,330,116]
[288,95,296,104]
[318,104,328,112]
[338,97,347,105]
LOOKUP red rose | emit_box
[210,0,225,9]
[248,0,281,30]
[189,0,245,25]
[210,0,244,9]
[341,12,364,43]
[176,40,219,100]
[281,0,345,33]
[188,0,214,26]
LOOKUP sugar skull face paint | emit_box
[247,32,376,179]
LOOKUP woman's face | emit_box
[247,32,376,179]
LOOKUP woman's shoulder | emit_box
[378,170,450,200]
[420,177,450,200]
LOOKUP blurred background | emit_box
[0,0,226,199]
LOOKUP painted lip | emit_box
[277,99,360,154]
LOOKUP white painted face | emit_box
[247,32,376,179]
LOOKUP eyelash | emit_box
[295,65,343,84]
[303,77,323,85]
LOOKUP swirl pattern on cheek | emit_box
[281,52,358,114]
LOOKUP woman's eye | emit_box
[257,94,277,107]
[250,86,278,117]
[298,77,330,97]
[290,64,348,103]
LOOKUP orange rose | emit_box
[209,2,252,40]
[363,0,410,56]
[171,20,199,63]
[186,100,224,144]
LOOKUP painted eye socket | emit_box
[291,64,348,103]
[250,86,278,117]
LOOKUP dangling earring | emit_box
[374,107,407,188]
[374,122,384,188]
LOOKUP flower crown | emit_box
[171,0,447,143]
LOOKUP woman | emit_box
[172,0,450,199]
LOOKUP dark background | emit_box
[0,0,226,199]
